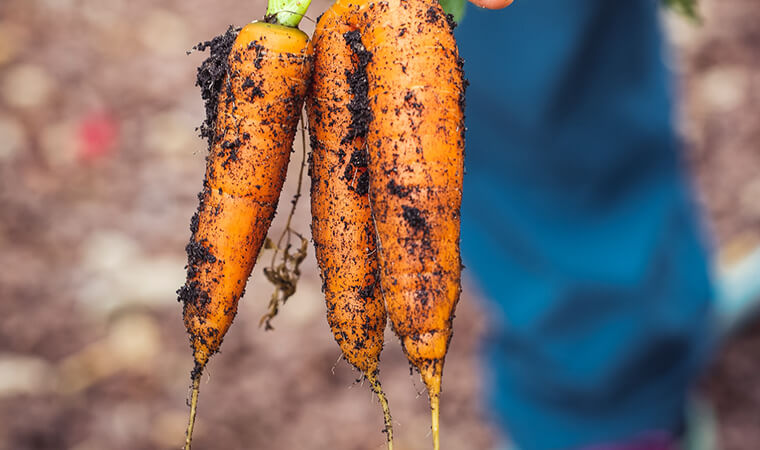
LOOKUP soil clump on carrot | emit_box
[342,30,373,144]
[177,27,239,319]
[193,26,239,148]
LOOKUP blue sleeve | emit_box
[455,1,715,448]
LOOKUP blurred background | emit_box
[0,0,758,449]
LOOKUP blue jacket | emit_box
[456,1,715,448]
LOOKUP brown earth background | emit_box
[0,0,758,449]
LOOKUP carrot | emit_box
[307,7,394,449]
[314,0,465,447]
[177,2,313,448]
[362,4,464,447]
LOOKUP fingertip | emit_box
[469,0,513,10]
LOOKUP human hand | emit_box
[439,0,513,23]
[468,0,513,9]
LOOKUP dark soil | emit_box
[342,29,373,145]
[194,26,238,147]
[401,205,428,231]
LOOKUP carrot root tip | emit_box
[367,374,394,450]
[431,394,440,450]
[184,371,202,450]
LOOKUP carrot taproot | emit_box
[363,3,464,447]
[314,0,465,447]
[178,5,313,448]
[307,7,394,448]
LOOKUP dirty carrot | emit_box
[317,0,466,447]
[307,6,394,449]
[361,3,465,447]
[177,0,313,447]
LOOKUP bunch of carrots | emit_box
[177,0,481,448]
[177,0,702,448]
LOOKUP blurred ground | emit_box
[0,0,757,449]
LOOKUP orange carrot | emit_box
[178,14,312,450]
[307,7,394,448]
[314,0,465,447]
[363,3,464,447]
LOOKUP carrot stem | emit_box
[266,0,312,28]
[438,0,466,23]
[431,394,440,450]
[367,374,394,450]
[184,372,202,450]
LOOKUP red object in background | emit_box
[77,112,119,163]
